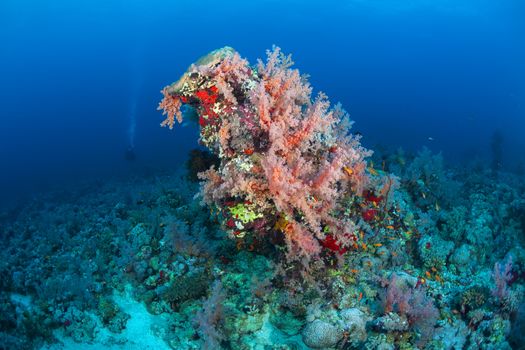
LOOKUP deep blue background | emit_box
[1,0,524,208]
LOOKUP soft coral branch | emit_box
[158,87,183,129]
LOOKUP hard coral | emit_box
[159,47,377,266]
[302,319,342,349]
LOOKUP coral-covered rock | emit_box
[158,47,383,266]
[373,312,409,332]
[450,244,476,274]
[418,235,454,270]
[130,223,150,250]
[340,308,368,342]
[432,319,469,350]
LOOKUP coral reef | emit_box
[0,48,523,349]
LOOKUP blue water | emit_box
[1,0,524,208]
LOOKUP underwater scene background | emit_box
[1,0,524,349]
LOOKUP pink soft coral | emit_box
[159,47,373,266]
[158,87,183,129]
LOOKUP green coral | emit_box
[98,297,119,324]
[97,298,130,333]
[228,203,263,224]
[163,271,210,309]
[459,286,489,312]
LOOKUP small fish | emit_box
[361,243,368,250]
[425,271,431,278]
[435,202,440,211]
[350,269,359,274]
[358,292,363,301]
[421,192,427,199]
[373,243,383,247]
[236,240,244,250]
[385,225,395,230]
[428,137,434,141]
[431,267,438,272]
[343,166,354,176]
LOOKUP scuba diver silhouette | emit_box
[125,145,136,161]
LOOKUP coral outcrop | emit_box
[158,47,395,269]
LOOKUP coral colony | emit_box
[1,47,524,349]
[159,46,377,267]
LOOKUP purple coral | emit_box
[381,273,439,346]
[194,280,226,349]
[492,255,514,302]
